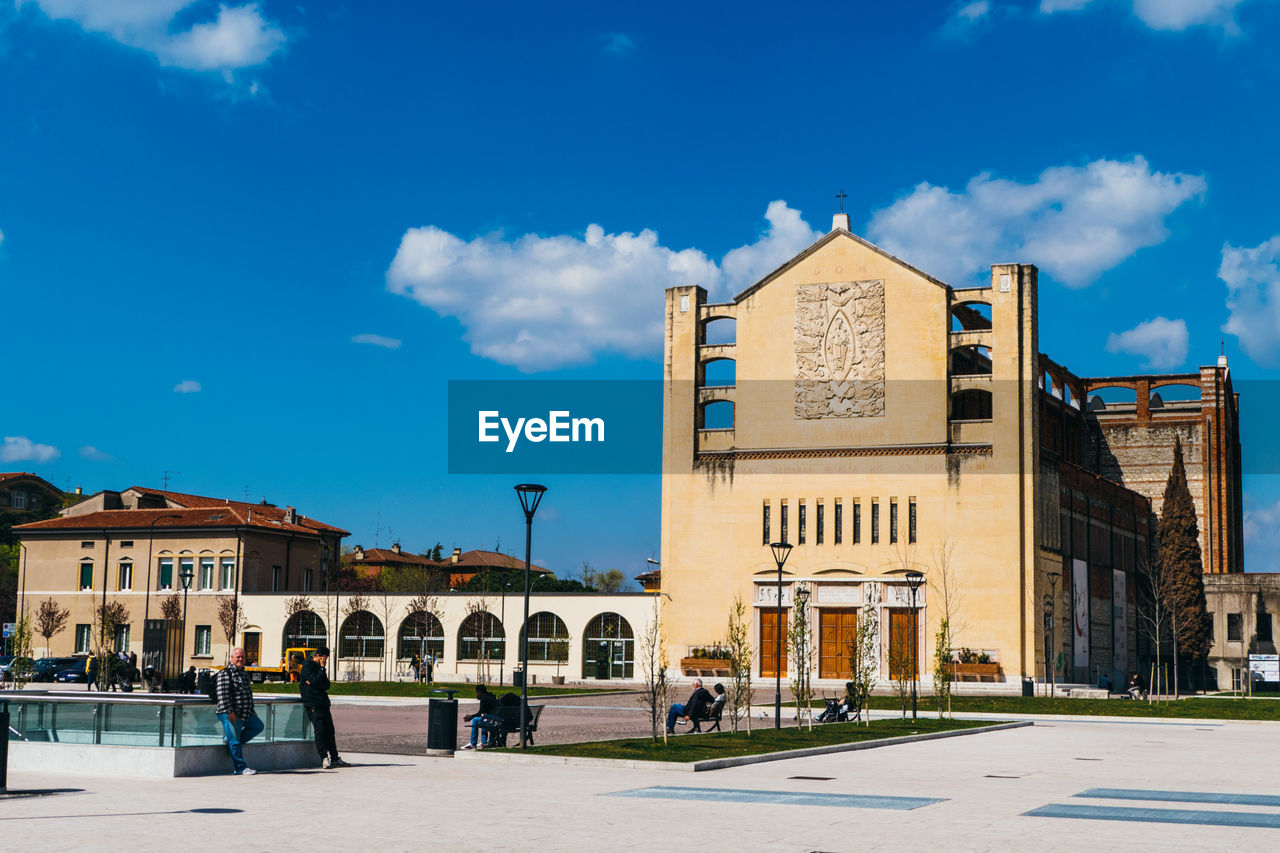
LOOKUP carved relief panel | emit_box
[795,281,886,418]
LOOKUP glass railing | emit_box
[2,691,312,748]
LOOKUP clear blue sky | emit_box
[3,0,1280,578]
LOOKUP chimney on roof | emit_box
[284,506,296,524]
[392,542,401,554]
[451,547,461,564]
[832,212,851,232]
[1218,353,1229,369]
[75,485,83,495]
[354,545,364,560]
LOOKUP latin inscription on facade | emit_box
[795,281,885,418]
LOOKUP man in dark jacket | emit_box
[461,684,500,749]
[666,679,713,734]
[300,647,348,768]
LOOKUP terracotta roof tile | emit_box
[15,505,342,537]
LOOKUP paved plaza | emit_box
[5,706,1280,851]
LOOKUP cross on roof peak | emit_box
[835,189,848,213]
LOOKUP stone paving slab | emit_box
[5,718,1280,851]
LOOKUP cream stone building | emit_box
[659,213,1240,690]
[16,486,658,684]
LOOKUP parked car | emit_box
[31,656,78,683]
[54,658,92,684]
[0,655,35,683]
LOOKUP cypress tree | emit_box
[1157,436,1211,661]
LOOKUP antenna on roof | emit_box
[244,485,249,501]
[163,470,179,490]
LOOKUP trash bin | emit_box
[512,669,525,688]
[1022,677,1034,697]
[426,690,459,756]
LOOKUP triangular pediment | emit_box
[734,228,950,303]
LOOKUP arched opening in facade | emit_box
[701,316,736,345]
[1086,385,1138,412]
[951,388,993,421]
[582,612,634,679]
[457,611,505,661]
[951,301,992,331]
[699,399,734,430]
[701,357,736,387]
[520,612,570,662]
[338,611,384,659]
[283,610,327,652]
[1150,383,1200,407]
[951,345,992,376]
[398,611,444,660]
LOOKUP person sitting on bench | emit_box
[461,685,500,750]
[666,678,713,734]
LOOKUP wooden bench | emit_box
[688,698,724,733]
[491,704,544,747]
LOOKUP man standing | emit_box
[300,646,349,768]
[215,647,265,776]
[665,678,713,734]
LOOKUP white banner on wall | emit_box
[1073,559,1089,669]
[1112,569,1127,673]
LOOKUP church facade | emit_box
[660,213,1240,689]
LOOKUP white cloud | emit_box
[173,379,202,393]
[2,435,60,463]
[720,201,823,293]
[1040,0,1252,31]
[867,156,1205,287]
[1105,316,1189,369]
[1220,235,1280,366]
[601,32,636,56]
[1244,497,1280,572]
[957,1,992,20]
[18,1,286,74]
[387,202,822,371]
[352,333,402,350]
[79,445,114,462]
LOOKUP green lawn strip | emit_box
[504,718,989,762]
[251,680,614,699]
[857,695,1280,721]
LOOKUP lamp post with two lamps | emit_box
[905,570,924,721]
[770,541,792,729]
[514,484,547,749]
[179,562,195,673]
[1046,571,1061,698]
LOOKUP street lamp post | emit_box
[905,570,924,721]
[179,564,194,675]
[1047,571,1061,698]
[770,541,793,730]
[499,582,512,686]
[143,513,182,626]
[1043,594,1054,699]
[514,484,547,749]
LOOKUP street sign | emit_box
[1,622,13,638]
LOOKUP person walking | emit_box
[410,652,421,683]
[301,646,349,769]
[215,647,265,776]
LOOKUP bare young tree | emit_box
[373,583,398,681]
[930,534,963,717]
[284,595,313,621]
[35,597,70,658]
[217,596,247,663]
[462,591,493,684]
[787,584,815,731]
[159,594,182,622]
[1136,553,1170,702]
[846,605,879,727]
[723,594,753,735]
[636,595,673,744]
[10,614,35,688]
[92,601,130,690]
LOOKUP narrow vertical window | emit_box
[834,500,843,545]
[890,499,899,544]
[195,626,212,656]
[781,502,789,544]
[159,558,173,589]
[220,558,236,590]
[200,557,214,590]
[798,501,807,545]
[816,501,825,545]
[909,498,918,544]
[304,568,314,592]
[118,561,132,591]
[272,565,282,592]
[79,562,94,590]
[75,624,92,653]
[853,501,861,544]
[871,500,880,544]
[763,502,771,545]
